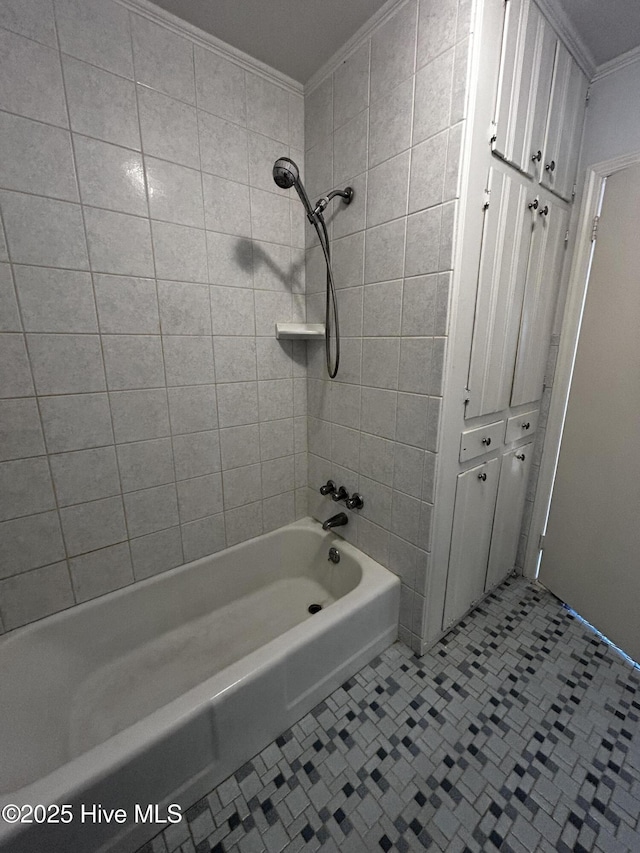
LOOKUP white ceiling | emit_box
[150,0,640,83]
[149,0,391,83]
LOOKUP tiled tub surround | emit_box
[0,518,399,853]
[303,0,472,651]
[0,0,308,632]
[137,578,640,853]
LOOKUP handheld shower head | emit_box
[272,157,299,189]
[272,156,316,222]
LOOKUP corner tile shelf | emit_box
[275,323,325,340]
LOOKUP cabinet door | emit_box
[511,197,568,407]
[443,458,500,628]
[485,444,533,590]
[467,168,533,418]
[492,0,556,175]
[541,42,588,201]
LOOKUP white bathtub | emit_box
[0,518,399,853]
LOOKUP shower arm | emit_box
[312,187,354,219]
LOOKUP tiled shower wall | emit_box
[303,0,471,652]
[0,0,306,633]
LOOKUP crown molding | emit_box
[304,0,410,94]
[115,0,303,96]
[534,0,596,79]
[592,43,640,82]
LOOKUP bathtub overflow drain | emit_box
[308,603,323,614]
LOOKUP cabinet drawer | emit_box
[505,409,538,443]
[460,421,504,463]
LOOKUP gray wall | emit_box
[303,0,471,651]
[0,0,306,632]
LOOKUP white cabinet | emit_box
[466,167,533,418]
[443,458,500,626]
[466,168,567,416]
[492,0,555,176]
[540,40,589,201]
[492,0,587,201]
[511,196,568,406]
[485,444,533,589]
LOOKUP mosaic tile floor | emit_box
[136,579,640,853]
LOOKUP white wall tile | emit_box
[195,48,246,125]
[246,73,289,143]
[0,113,78,201]
[167,385,217,435]
[361,387,396,439]
[0,457,55,521]
[0,511,65,578]
[363,280,403,336]
[54,0,133,77]
[181,513,225,561]
[145,158,204,228]
[27,333,105,395]
[152,220,208,283]
[74,136,147,216]
[63,57,140,149]
[219,423,260,469]
[94,275,159,335]
[396,392,428,448]
[117,438,174,493]
[409,132,447,213]
[51,446,120,506]
[0,0,57,47]
[413,49,454,144]
[250,188,291,245]
[370,0,417,102]
[369,78,414,168]
[0,191,88,269]
[138,86,199,169]
[177,473,223,523]
[84,207,154,277]
[39,392,113,452]
[256,337,293,380]
[258,379,293,422]
[206,231,253,288]
[130,526,182,580]
[0,398,45,462]
[417,0,458,70]
[210,286,255,336]
[59,494,127,555]
[223,463,261,509]
[0,29,67,126]
[131,14,195,104]
[102,335,165,390]
[213,337,256,383]
[15,267,97,333]
[69,542,133,603]
[163,335,215,386]
[333,41,370,131]
[366,151,410,227]
[217,382,258,428]
[225,500,262,546]
[0,264,20,332]
[399,337,433,394]
[198,111,248,182]
[405,206,441,277]
[333,110,368,185]
[109,388,169,444]
[0,334,33,398]
[202,173,251,236]
[402,274,438,336]
[259,418,293,461]
[364,219,405,284]
[361,338,400,390]
[263,491,295,532]
[158,282,211,336]
[172,429,220,479]
[0,562,73,630]
[123,483,178,538]
[304,76,332,152]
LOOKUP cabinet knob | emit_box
[538,205,549,216]
[531,150,542,162]
[516,453,526,461]
[478,472,487,481]
[545,160,556,172]
[528,199,539,210]
[481,437,491,446]
[521,422,530,430]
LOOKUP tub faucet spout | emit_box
[322,512,348,531]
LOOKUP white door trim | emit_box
[523,149,640,578]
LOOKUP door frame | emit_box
[523,150,640,578]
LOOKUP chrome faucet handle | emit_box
[345,493,364,510]
[319,480,336,496]
[331,485,349,502]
